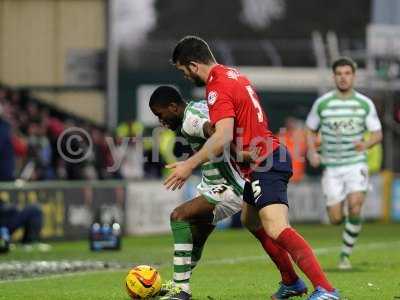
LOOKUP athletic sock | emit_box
[171,220,192,294]
[191,244,203,270]
[254,228,299,285]
[276,227,334,291]
[341,216,362,259]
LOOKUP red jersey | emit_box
[206,64,280,178]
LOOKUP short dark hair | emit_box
[172,35,216,66]
[149,86,185,108]
[332,57,357,73]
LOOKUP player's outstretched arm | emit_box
[164,118,234,190]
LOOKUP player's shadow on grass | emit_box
[324,267,367,273]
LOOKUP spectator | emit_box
[0,103,15,181]
[279,117,307,183]
[0,196,51,252]
[25,120,53,180]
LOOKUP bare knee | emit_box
[349,205,362,217]
[329,215,344,225]
[264,223,287,240]
[170,207,187,222]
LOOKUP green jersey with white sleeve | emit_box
[181,100,244,211]
[306,90,382,167]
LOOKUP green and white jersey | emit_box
[306,90,382,167]
[181,100,244,195]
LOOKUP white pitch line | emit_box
[1,240,399,284]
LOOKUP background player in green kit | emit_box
[306,57,383,270]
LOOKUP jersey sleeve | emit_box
[306,100,321,131]
[182,109,208,139]
[365,99,382,131]
[207,82,235,125]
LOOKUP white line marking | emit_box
[1,240,399,284]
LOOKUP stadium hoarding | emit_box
[0,181,126,240]
[125,181,184,235]
[0,174,386,242]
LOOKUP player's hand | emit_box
[164,161,194,191]
[354,140,367,152]
[307,151,321,168]
[240,147,261,163]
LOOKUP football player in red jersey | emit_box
[164,36,340,300]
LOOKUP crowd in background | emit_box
[0,87,168,182]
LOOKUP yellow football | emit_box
[125,265,162,299]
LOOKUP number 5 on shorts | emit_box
[251,180,261,199]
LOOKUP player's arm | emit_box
[305,100,322,167]
[187,117,234,167]
[203,121,256,163]
[306,128,321,167]
[355,100,383,151]
[164,118,234,190]
[202,121,215,138]
[354,130,383,152]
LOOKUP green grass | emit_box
[1,223,400,300]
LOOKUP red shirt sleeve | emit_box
[207,81,235,125]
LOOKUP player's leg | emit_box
[241,201,301,289]
[190,222,215,270]
[163,184,241,299]
[253,147,338,299]
[326,202,345,225]
[258,204,338,298]
[322,168,347,225]
[339,163,368,269]
[168,195,215,298]
[337,191,364,270]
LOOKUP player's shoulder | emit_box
[186,100,208,116]
[315,90,336,103]
[313,90,336,109]
[208,65,242,86]
[353,90,374,106]
[183,100,208,125]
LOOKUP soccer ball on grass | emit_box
[125,265,162,299]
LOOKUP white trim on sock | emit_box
[174,244,193,251]
[341,244,352,255]
[173,271,191,281]
[345,222,361,234]
[342,231,357,245]
[174,256,191,265]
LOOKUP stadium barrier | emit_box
[0,174,388,240]
[0,180,125,240]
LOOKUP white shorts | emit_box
[322,163,369,207]
[197,182,242,225]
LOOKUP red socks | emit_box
[254,228,299,285]
[276,227,333,291]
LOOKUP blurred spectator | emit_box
[92,127,113,179]
[117,119,144,138]
[116,120,145,179]
[0,196,51,252]
[24,120,54,180]
[0,103,15,181]
[365,131,383,174]
[279,117,307,183]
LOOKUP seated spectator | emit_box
[0,197,51,252]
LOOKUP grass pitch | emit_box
[0,223,399,300]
